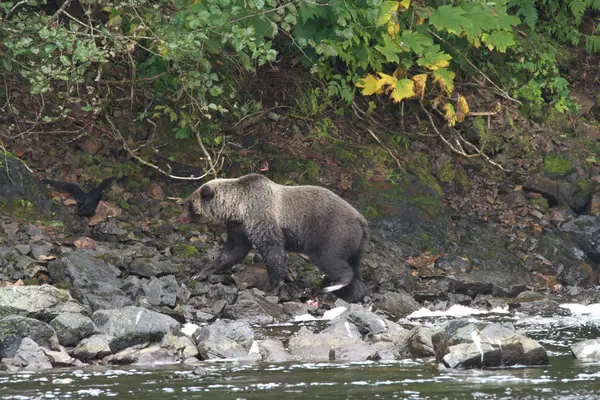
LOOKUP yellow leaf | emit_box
[355,74,381,96]
[387,21,400,38]
[399,0,411,10]
[412,74,427,100]
[392,66,405,79]
[432,69,455,96]
[377,1,400,26]
[390,79,415,103]
[376,72,397,93]
[443,103,457,126]
[456,95,469,123]
[416,16,425,25]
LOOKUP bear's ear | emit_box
[199,184,214,200]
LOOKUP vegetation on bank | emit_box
[0,0,599,176]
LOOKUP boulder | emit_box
[48,250,133,311]
[50,312,96,347]
[0,284,89,321]
[0,315,60,358]
[91,306,179,353]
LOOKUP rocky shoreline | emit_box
[2,151,600,372]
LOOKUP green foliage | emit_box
[502,36,578,117]
[293,0,520,113]
[531,0,600,52]
[0,0,296,136]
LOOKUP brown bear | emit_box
[180,173,368,302]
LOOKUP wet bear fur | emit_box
[180,173,369,302]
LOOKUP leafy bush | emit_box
[0,0,295,138]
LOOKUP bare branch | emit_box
[418,101,515,173]
[105,116,223,180]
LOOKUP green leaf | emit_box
[417,45,452,70]
[400,31,432,53]
[60,55,70,66]
[375,35,400,62]
[481,30,515,52]
[2,56,12,72]
[429,5,472,35]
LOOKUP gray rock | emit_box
[0,338,53,372]
[160,332,199,360]
[0,284,90,321]
[50,312,96,347]
[0,315,60,358]
[14,245,31,256]
[375,290,420,318]
[443,342,501,369]
[331,304,391,336]
[143,275,179,307]
[49,250,133,311]
[31,244,53,260]
[42,347,77,367]
[102,343,181,365]
[121,275,144,297]
[224,291,288,324]
[92,306,180,353]
[571,339,600,361]
[282,302,308,316]
[369,346,398,361]
[407,326,435,358]
[193,320,255,360]
[103,343,147,365]
[435,321,548,369]
[288,326,374,362]
[72,334,112,361]
[322,320,362,339]
[128,257,178,278]
[254,339,291,362]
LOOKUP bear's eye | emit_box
[199,185,214,200]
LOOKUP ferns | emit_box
[570,0,589,24]
[509,0,538,30]
[585,34,600,53]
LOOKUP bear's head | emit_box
[179,179,234,224]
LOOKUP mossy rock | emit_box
[543,155,573,177]
[0,152,53,221]
[172,243,201,258]
[438,160,472,192]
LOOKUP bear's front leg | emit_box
[249,227,287,295]
[212,222,253,272]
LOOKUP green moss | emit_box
[329,145,359,167]
[0,199,44,222]
[407,195,444,217]
[173,243,200,257]
[439,161,472,191]
[54,283,72,291]
[576,179,591,193]
[544,155,573,176]
[529,197,549,210]
[362,205,380,221]
[408,153,443,196]
[22,279,38,286]
[362,146,390,166]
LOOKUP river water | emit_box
[2,305,600,400]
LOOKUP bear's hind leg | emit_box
[311,253,355,293]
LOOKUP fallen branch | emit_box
[366,128,403,170]
[418,101,515,174]
[105,115,224,180]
